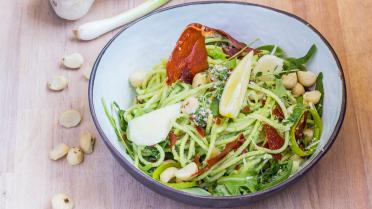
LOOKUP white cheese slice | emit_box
[252,54,283,80]
[128,103,181,146]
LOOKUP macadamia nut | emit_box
[66,147,84,165]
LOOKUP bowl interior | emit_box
[90,1,344,195]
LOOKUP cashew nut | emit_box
[192,73,208,88]
[303,90,322,104]
[66,147,84,165]
[79,132,95,154]
[62,53,84,69]
[48,76,68,91]
[160,167,179,183]
[292,83,305,96]
[59,109,82,128]
[129,71,147,88]
[181,97,199,114]
[297,71,317,87]
[175,162,198,181]
[282,72,297,89]
[49,143,70,161]
[51,193,74,209]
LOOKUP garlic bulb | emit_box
[50,0,95,20]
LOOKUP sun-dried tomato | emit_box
[194,134,245,176]
[214,116,222,125]
[193,154,201,168]
[295,112,308,140]
[168,131,178,148]
[195,125,206,137]
[263,124,285,160]
[242,106,250,114]
[272,105,285,121]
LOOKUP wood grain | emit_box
[0,0,371,208]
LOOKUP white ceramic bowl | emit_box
[89,2,346,207]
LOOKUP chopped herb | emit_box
[193,107,212,127]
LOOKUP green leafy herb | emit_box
[223,57,237,70]
[206,45,228,60]
[273,79,287,99]
[113,102,128,131]
[284,44,317,70]
[181,188,211,196]
[315,72,324,116]
[217,170,258,195]
[214,185,231,196]
[286,97,305,124]
[256,45,285,57]
[258,160,293,190]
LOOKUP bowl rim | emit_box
[88,0,347,203]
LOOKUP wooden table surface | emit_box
[1,0,371,208]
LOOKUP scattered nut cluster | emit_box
[48,53,95,208]
[281,70,322,104]
[47,52,92,92]
[49,132,96,165]
[159,162,199,183]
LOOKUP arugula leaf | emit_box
[256,45,285,57]
[181,188,211,196]
[315,72,324,116]
[286,97,305,124]
[214,185,231,196]
[206,45,228,60]
[113,101,128,131]
[258,160,293,190]
[223,57,237,69]
[285,44,317,70]
[217,170,258,195]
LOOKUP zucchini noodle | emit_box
[248,82,288,118]
[137,144,165,167]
